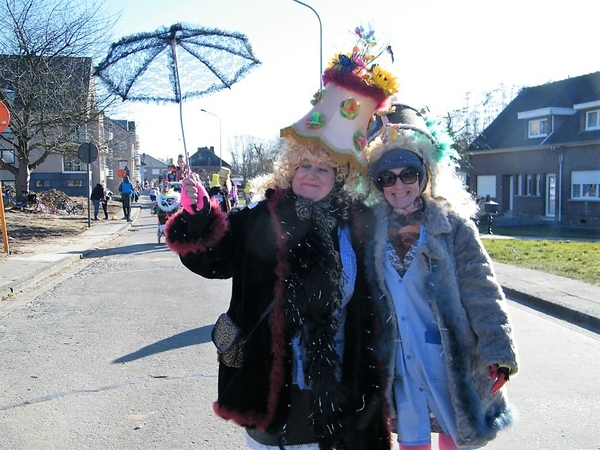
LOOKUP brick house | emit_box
[467,71,600,227]
[139,153,168,187]
[189,146,231,179]
[0,55,139,197]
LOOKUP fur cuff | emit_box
[213,401,271,430]
[165,197,228,256]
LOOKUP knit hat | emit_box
[370,148,426,191]
[280,26,398,175]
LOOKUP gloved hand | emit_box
[490,364,511,394]
[180,175,209,215]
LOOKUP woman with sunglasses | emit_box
[364,105,519,450]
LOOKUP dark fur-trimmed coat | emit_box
[165,188,391,449]
[367,198,519,448]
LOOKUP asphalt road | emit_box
[0,209,598,450]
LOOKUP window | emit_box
[536,174,542,196]
[528,118,548,138]
[35,180,51,188]
[476,175,496,198]
[67,179,83,187]
[517,175,523,195]
[0,149,15,164]
[586,110,600,130]
[526,174,532,196]
[571,170,600,200]
[63,158,83,172]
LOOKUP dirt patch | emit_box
[1,190,124,256]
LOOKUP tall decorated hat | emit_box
[280,26,399,174]
[367,103,436,143]
[366,102,460,194]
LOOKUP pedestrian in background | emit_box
[365,104,519,450]
[229,178,239,208]
[90,183,105,221]
[118,175,133,222]
[101,190,112,220]
[207,170,231,213]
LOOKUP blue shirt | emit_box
[291,226,356,388]
[385,225,472,448]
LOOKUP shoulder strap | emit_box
[245,297,277,339]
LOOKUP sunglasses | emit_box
[378,169,419,187]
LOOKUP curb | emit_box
[0,253,82,300]
[502,286,600,334]
[0,207,143,301]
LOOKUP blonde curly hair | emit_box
[259,139,365,196]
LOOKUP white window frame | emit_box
[586,110,600,130]
[528,118,548,138]
[34,180,51,188]
[571,170,600,200]
[63,158,84,172]
[66,179,83,187]
[476,175,496,198]
[0,149,15,164]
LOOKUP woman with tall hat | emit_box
[207,167,235,213]
[165,28,398,449]
[364,104,519,449]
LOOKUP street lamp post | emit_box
[292,0,322,91]
[200,108,222,170]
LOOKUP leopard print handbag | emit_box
[211,313,246,368]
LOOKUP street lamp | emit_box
[292,0,322,91]
[200,108,222,169]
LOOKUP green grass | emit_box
[481,238,600,286]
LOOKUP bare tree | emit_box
[444,83,522,168]
[228,134,283,182]
[0,0,118,197]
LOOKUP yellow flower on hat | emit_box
[325,27,398,97]
[369,66,399,97]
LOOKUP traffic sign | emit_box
[0,101,10,133]
[77,142,98,164]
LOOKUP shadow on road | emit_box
[89,242,173,257]
[112,325,213,364]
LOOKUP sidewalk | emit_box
[480,234,600,333]
[0,203,144,300]
[1,207,599,333]
[493,262,600,332]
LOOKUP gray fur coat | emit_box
[367,198,519,448]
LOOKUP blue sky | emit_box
[100,0,599,163]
